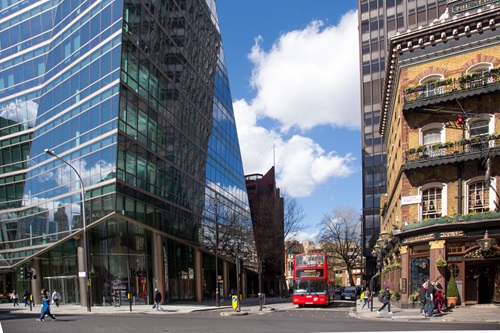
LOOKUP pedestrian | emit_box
[377,286,392,314]
[23,289,30,307]
[51,289,61,307]
[418,280,428,316]
[434,276,444,314]
[10,290,19,307]
[424,280,436,318]
[153,288,162,311]
[361,288,371,309]
[37,294,56,322]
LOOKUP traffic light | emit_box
[20,266,27,279]
[376,252,382,270]
[27,268,33,279]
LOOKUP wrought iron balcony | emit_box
[403,69,500,108]
[404,135,500,167]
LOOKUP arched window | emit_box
[464,62,494,88]
[419,74,444,97]
[468,181,489,213]
[421,124,444,145]
[420,183,447,220]
[468,115,493,138]
[466,177,495,213]
[466,62,493,75]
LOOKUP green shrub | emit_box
[447,273,459,297]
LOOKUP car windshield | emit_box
[343,287,356,293]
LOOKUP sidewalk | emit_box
[351,296,500,324]
[2,297,499,324]
[0,297,278,316]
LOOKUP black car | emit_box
[340,287,357,300]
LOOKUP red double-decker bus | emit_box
[292,252,332,306]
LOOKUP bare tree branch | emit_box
[317,206,361,286]
[281,190,307,242]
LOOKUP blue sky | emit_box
[217,1,361,240]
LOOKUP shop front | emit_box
[397,222,500,306]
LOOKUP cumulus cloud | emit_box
[247,12,360,132]
[233,11,359,198]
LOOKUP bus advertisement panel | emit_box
[292,252,332,306]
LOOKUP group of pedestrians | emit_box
[419,276,445,318]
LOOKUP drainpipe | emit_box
[457,164,463,215]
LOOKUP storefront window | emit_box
[410,257,429,294]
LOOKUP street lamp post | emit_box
[214,194,220,307]
[44,149,91,312]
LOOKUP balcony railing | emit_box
[401,211,500,232]
[403,69,500,106]
[405,136,500,164]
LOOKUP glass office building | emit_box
[357,0,447,280]
[0,0,254,305]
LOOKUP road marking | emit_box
[0,322,3,333]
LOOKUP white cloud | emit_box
[233,11,359,198]
[247,11,360,132]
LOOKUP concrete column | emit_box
[152,233,164,305]
[194,248,203,302]
[30,257,42,305]
[242,270,247,298]
[76,237,87,308]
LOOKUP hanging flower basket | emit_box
[435,257,447,267]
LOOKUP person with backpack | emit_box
[377,286,392,314]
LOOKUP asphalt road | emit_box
[1,301,498,333]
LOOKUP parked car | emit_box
[340,287,357,300]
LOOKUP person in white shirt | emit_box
[51,289,61,307]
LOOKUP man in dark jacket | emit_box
[376,286,392,314]
[418,279,428,316]
[153,288,162,311]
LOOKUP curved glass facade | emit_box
[0,0,253,304]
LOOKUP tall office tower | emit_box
[0,0,254,306]
[357,0,447,281]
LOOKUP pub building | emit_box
[377,0,500,305]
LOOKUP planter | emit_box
[447,296,458,308]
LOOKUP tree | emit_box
[282,191,307,242]
[202,197,255,260]
[317,206,361,287]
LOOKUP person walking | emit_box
[361,288,371,309]
[424,280,436,318]
[37,294,56,322]
[51,289,61,307]
[10,290,19,307]
[418,280,428,316]
[434,277,444,314]
[153,288,162,311]
[23,290,30,307]
[377,286,392,314]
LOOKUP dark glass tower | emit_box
[0,0,253,305]
[357,0,447,281]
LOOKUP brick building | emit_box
[379,0,500,305]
